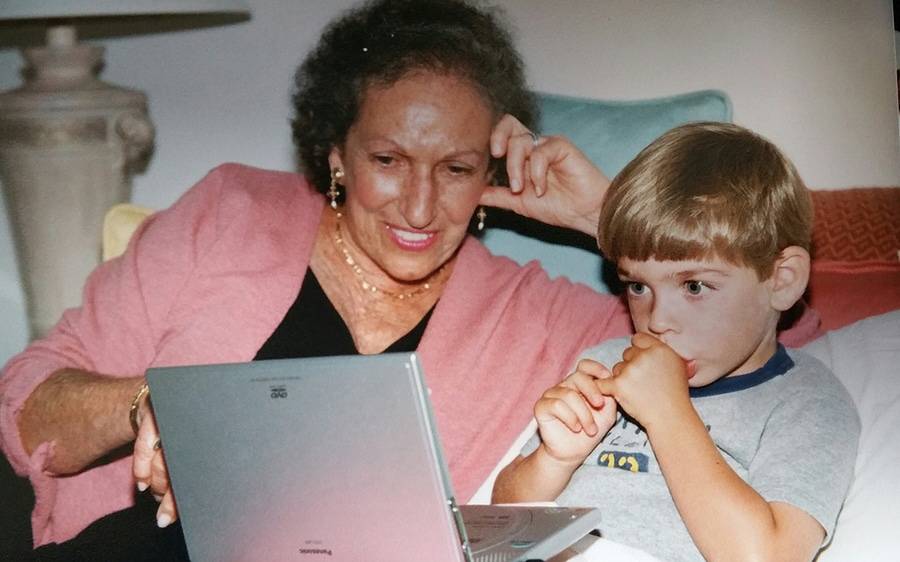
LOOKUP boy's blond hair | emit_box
[597,122,812,279]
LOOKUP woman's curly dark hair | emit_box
[291,0,538,193]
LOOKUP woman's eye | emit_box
[446,163,473,175]
[373,155,395,166]
[684,280,707,295]
[626,282,646,296]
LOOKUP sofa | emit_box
[471,90,900,562]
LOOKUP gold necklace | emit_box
[333,212,444,300]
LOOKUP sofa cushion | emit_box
[810,187,900,262]
[805,187,900,331]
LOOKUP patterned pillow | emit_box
[811,188,900,262]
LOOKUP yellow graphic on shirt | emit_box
[598,451,649,472]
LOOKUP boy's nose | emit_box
[647,299,678,335]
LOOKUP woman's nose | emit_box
[401,167,438,229]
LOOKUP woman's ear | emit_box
[769,246,811,312]
[328,147,344,174]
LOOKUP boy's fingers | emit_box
[574,358,611,378]
[536,397,581,433]
[596,376,616,397]
[568,372,605,409]
[540,389,598,436]
[631,332,658,349]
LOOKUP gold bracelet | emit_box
[129,382,150,437]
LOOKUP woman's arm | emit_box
[18,369,147,475]
[482,114,610,237]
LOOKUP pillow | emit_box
[807,261,900,331]
[803,311,900,562]
[101,203,154,261]
[810,188,900,262]
[481,90,732,293]
[804,187,900,330]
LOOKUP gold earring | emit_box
[328,169,344,209]
[476,206,487,231]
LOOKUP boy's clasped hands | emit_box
[536,332,691,467]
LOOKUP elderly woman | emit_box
[1,0,630,551]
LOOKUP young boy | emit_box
[492,122,860,562]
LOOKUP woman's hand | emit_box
[482,114,611,237]
[132,404,178,528]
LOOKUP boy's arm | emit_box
[598,334,824,562]
[649,405,824,562]
[492,448,582,503]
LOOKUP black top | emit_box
[255,269,433,359]
[25,270,434,561]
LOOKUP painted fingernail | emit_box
[510,178,521,192]
[157,513,172,528]
[137,481,149,492]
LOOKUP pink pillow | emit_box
[807,261,900,332]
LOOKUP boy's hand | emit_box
[535,359,617,466]
[596,333,693,430]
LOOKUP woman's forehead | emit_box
[350,72,494,148]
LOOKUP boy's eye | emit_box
[684,280,708,295]
[626,282,646,296]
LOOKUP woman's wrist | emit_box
[128,380,150,437]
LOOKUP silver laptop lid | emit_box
[147,353,466,562]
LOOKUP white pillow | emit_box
[803,310,900,562]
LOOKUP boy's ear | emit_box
[769,246,811,312]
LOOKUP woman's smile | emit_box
[386,224,438,251]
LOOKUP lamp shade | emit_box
[0,0,249,20]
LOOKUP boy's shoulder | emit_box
[781,348,859,413]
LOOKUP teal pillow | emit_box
[481,90,732,293]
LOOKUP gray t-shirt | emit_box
[522,338,860,562]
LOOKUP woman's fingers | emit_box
[132,410,159,491]
[490,113,530,157]
[149,448,170,497]
[156,490,179,528]
[505,131,539,193]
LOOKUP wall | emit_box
[0,0,898,364]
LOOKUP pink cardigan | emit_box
[0,164,636,545]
